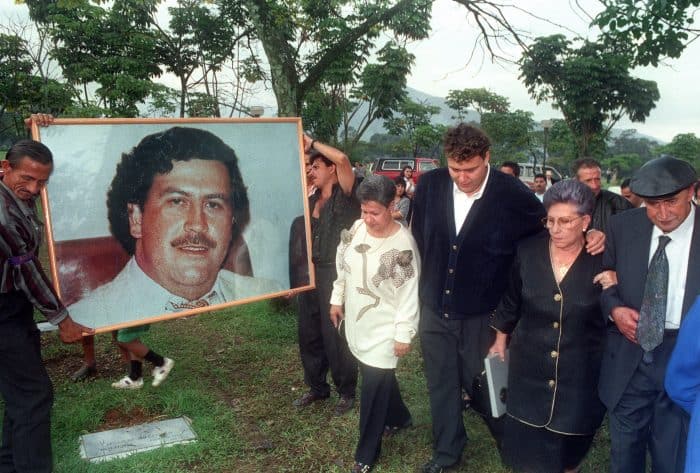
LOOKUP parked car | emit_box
[370,157,440,183]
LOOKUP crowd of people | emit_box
[1,117,699,473]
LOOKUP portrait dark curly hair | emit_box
[107,126,250,255]
[443,123,491,162]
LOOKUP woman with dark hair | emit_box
[488,179,614,473]
[399,165,415,198]
[330,174,420,473]
[390,177,410,226]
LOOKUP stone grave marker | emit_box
[79,416,197,463]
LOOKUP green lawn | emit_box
[31,300,612,472]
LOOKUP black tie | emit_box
[637,235,671,353]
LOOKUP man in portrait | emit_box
[68,126,282,328]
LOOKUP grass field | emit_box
[27,300,614,472]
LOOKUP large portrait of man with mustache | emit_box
[66,126,283,329]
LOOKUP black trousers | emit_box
[608,333,689,473]
[297,264,357,398]
[0,291,53,473]
[419,305,503,467]
[355,362,411,465]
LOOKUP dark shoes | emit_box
[350,461,372,472]
[293,391,329,408]
[333,396,355,416]
[383,417,413,437]
[420,459,458,473]
[71,364,97,382]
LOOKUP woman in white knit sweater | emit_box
[330,175,420,473]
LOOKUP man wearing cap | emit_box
[599,156,699,473]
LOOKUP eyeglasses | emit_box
[542,215,584,229]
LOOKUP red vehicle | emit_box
[369,157,440,183]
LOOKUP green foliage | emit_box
[186,92,218,118]
[337,42,414,153]
[593,0,700,66]
[26,0,162,117]
[445,88,510,120]
[601,153,644,177]
[385,98,442,157]
[145,84,179,118]
[607,129,659,161]
[157,0,251,118]
[236,0,433,116]
[301,86,345,143]
[520,34,659,157]
[0,33,74,137]
[480,110,535,162]
[657,133,700,168]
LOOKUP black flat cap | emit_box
[630,156,697,198]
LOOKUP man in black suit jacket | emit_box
[411,124,606,473]
[600,156,699,473]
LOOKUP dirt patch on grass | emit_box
[97,406,164,432]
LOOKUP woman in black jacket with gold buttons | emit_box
[489,179,614,473]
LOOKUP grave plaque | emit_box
[79,416,197,463]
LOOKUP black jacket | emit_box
[590,188,632,234]
[492,233,606,434]
[411,167,545,319]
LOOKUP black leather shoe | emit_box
[383,417,413,437]
[71,364,97,382]
[420,459,458,473]
[350,461,373,472]
[333,396,355,416]
[293,391,329,408]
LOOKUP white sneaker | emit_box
[111,376,143,389]
[152,358,174,387]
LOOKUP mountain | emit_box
[351,87,665,145]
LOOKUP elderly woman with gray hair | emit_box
[330,174,420,473]
[488,179,614,473]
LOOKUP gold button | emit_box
[452,245,458,250]
[554,293,562,302]
[553,322,559,329]
[445,289,451,294]
[550,350,558,358]
[548,379,555,388]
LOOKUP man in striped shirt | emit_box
[0,138,92,472]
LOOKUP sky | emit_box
[2,0,698,143]
[406,0,700,143]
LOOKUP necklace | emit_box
[361,222,398,253]
[549,240,583,281]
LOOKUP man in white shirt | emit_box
[69,127,281,329]
[599,156,699,473]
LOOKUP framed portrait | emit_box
[33,118,313,333]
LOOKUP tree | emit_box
[594,0,700,66]
[26,0,162,117]
[0,33,74,138]
[607,129,658,161]
[601,153,644,178]
[233,0,433,117]
[657,133,700,168]
[154,0,255,117]
[339,43,414,153]
[384,98,441,157]
[520,34,660,157]
[445,88,510,120]
[480,109,534,162]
